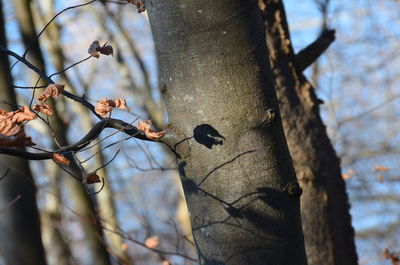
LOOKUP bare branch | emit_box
[295,29,335,72]
[0,168,9,182]
[0,45,102,119]
[0,195,22,213]
[0,118,157,161]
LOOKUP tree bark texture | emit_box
[260,1,358,265]
[12,1,112,264]
[0,1,48,264]
[147,1,307,264]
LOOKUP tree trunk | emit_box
[147,1,307,264]
[41,164,74,265]
[0,1,47,264]
[260,1,358,265]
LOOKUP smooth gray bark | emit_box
[147,1,307,264]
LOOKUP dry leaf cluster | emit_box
[137,120,165,139]
[95,98,129,118]
[33,84,65,116]
[0,106,36,147]
[37,84,65,102]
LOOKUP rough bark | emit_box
[260,1,358,265]
[147,1,307,264]
[12,1,112,264]
[0,1,47,264]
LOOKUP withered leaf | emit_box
[127,0,146,13]
[137,120,165,139]
[144,236,159,249]
[88,40,114,58]
[0,106,36,147]
[0,126,35,147]
[95,98,129,118]
[374,165,389,172]
[85,171,102,184]
[384,249,400,265]
[0,106,36,123]
[52,153,70,166]
[38,84,65,102]
[0,119,21,137]
[33,103,53,116]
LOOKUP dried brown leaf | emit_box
[88,40,114,58]
[0,106,36,123]
[0,119,21,136]
[98,45,113,56]
[384,249,400,265]
[375,165,389,172]
[33,103,53,116]
[38,84,65,102]
[0,107,36,147]
[341,169,355,180]
[0,126,35,147]
[137,120,165,139]
[111,98,128,109]
[95,98,129,117]
[86,171,102,184]
[127,0,146,13]
[144,236,159,249]
[341,173,351,180]
[121,243,129,251]
[52,153,70,166]
[88,40,101,58]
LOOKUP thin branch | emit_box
[0,168,9,182]
[93,149,120,172]
[0,118,157,160]
[48,55,93,79]
[0,195,22,213]
[23,0,98,58]
[0,45,102,119]
[295,29,336,72]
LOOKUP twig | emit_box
[0,195,22,213]
[0,118,156,161]
[0,45,102,119]
[295,29,336,72]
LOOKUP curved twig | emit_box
[0,118,157,160]
[0,45,102,119]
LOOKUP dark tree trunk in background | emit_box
[260,1,358,265]
[147,1,307,264]
[0,1,48,264]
